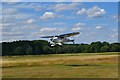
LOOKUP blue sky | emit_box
[1,2,118,43]
[1,0,120,2]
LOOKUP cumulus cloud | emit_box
[3,3,44,12]
[40,12,63,21]
[2,17,37,42]
[2,32,22,35]
[113,29,117,32]
[108,15,117,18]
[72,27,81,31]
[3,8,18,14]
[87,6,106,18]
[49,3,81,12]
[1,23,14,27]
[40,28,64,32]
[75,23,86,26]
[2,15,16,23]
[76,8,87,15]
[2,0,22,2]
[48,22,66,26]
[40,28,57,32]
[96,26,103,29]
[1,3,41,42]
[71,0,95,2]
[72,23,86,31]
[77,6,106,18]
[26,19,36,24]
[112,33,118,38]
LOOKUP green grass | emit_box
[2,52,119,78]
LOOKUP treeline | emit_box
[1,40,120,56]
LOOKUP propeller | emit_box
[73,40,75,44]
[71,36,75,44]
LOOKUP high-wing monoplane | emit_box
[41,32,80,47]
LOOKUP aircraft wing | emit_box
[58,32,80,37]
[41,32,80,38]
[41,36,55,38]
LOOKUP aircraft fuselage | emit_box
[50,37,74,45]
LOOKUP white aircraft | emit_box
[41,32,80,47]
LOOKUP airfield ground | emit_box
[2,52,119,78]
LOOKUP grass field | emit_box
[2,52,119,78]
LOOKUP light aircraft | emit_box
[41,32,80,47]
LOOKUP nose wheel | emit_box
[48,43,55,47]
[51,44,55,47]
[49,43,63,47]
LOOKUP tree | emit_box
[110,43,120,52]
[91,41,102,53]
[82,45,91,53]
[43,46,54,54]
[14,47,23,55]
[2,40,120,56]
[26,46,33,55]
[100,45,110,52]
[110,46,116,52]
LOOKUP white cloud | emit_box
[2,36,24,42]
[2,13,34,22]
[87,6,106,18]
[108,15,117,18]
[11,24,38,32]
[71,0,95,2]
[92,23,108,26]
[40,12,63,21]
[40,28,64,32]
[77,6,106,18]
[3,8,18,14]
[2,0,22,2]
[76,8,87,15]
[48,22,66,26]
[75,23,86,26]
[2,32,23,35]
[1,0,119,2]
[49,3,81,12]
[40,28,57,32]
[72,23,86,31]
[3,3,44,12]
[72,27,81,31]
[112,33,118,38]
[1,23,15,27]
[113,29,117,32]
[2,15,16,23]
[96,26,103,29]
[26,19,36,24]
[1,4,40,42]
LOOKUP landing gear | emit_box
[73,41,75,44]
[57,43,62,46]
[51,44,55,47]
[49,43,63,47]
[48,43,54,47]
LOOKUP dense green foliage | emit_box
[2,40,120,56]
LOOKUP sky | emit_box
[1,2,118,44]
[1,0,120,2]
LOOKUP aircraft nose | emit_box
[50,38,53,41]
[70,37,74,41]
[71,40,74,42]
